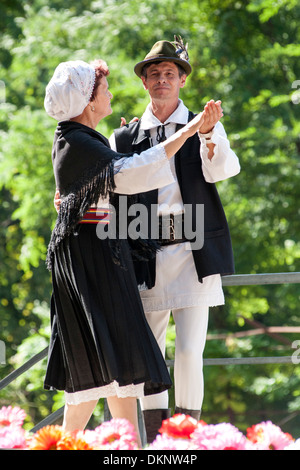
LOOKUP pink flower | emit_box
[191,422,255,450]
[148,434,195,450]
[0,426,27,449]
[247,421,294,450]
[284,439,300,450]
[86,418,138,450]
[0,406,26,428]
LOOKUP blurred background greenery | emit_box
[0,0,299,435]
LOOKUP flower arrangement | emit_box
[0,405,299,450]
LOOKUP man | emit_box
[109,38,240,443]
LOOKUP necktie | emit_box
[156,125,167,143]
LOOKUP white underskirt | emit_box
[64,381,145,405]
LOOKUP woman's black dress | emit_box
[44,121,172,397]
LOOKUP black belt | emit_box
[158,214,187,246]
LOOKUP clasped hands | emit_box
[177,99,223,144]
[199,99,223,135]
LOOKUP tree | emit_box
[0,0,299,434]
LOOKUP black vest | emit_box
[114,112,235,288]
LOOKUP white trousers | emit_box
[140,306,209,411]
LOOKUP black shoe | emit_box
[175,407,201,420]
[142,408,171,444]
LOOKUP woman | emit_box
[44,59,205,445]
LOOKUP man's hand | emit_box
[54,189,61,213]
[199,100,223,134]
[120,116,139,127]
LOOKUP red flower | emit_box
[159,413,204,439]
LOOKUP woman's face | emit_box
[91,76,113,120]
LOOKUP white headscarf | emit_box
[44,60,96,121]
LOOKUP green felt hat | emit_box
[134,37,192,78]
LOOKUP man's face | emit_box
[141,62,186,102]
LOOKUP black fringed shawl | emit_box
[46,121,159,271]
[46,121,127,270]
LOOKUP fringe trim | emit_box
[46,158,116,271]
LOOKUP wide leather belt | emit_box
[158,213,187,246]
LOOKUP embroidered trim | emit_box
[79,207,111,224]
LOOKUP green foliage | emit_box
[0,0,299,434]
